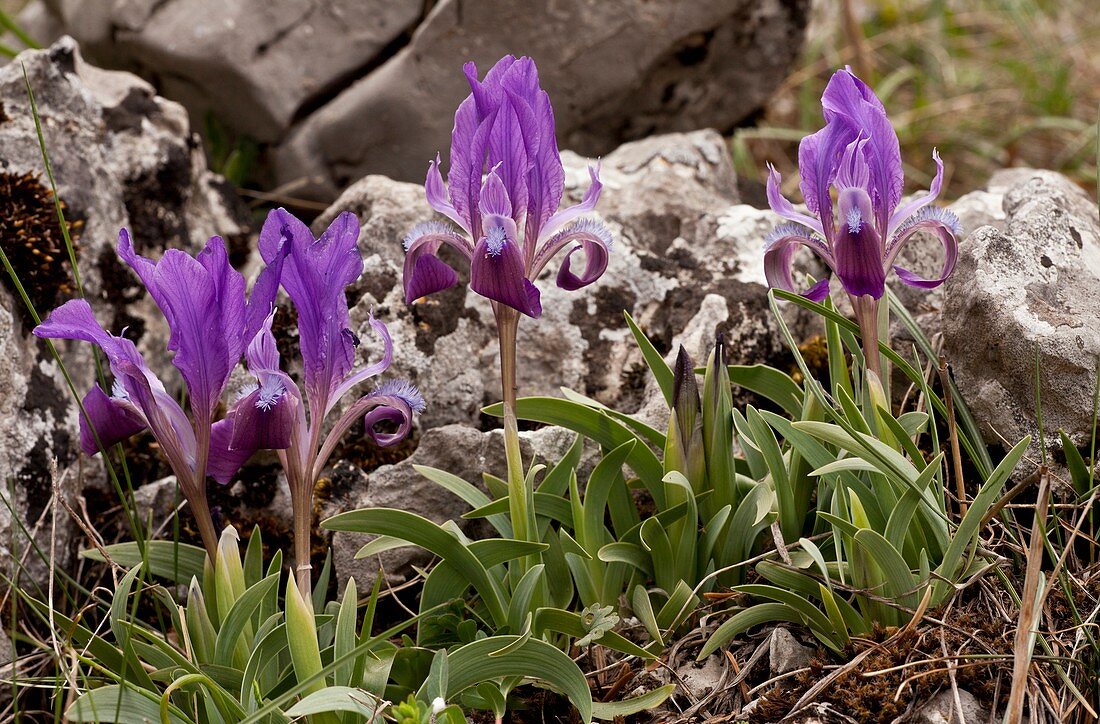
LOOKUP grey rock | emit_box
[326,424,577,593]
[0,39,248,589]
[28,0,424,142]
[769,627,812,675]
[913,688,989,724]
[273,0,808,193]
[674,655,726,701]
[942,169,1100,456]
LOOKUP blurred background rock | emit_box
[2,0,1095,208]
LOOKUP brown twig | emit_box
[938,356,968,517]
[1006,467,1051,723]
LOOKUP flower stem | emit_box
[494,305,530,547]
[189,418,218,561]
[852,295,882,380]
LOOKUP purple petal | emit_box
[820,69,902,233]
[402,222,472,304]
[208,418,255,485]
[885,207,960,289]
[797,121,850,243]
[117,229,164,311]
[470,228,542,318]
[448,97,495,239]
[765,164,825,236]
[833,188,887,299]
[78,385,147,456]
[524,88,565,244]
[487,95,530,225]
[276,209,363,402]
[888,149,945,237]
[363,404,412,448]
[532,218,613,290]
[763,224,835,300]
[478,166,513,218]
[152,242,236,418]
[245,218,290,342]
[228,382,295,452]
[327,313,395,412]
[425,154,471,233]
[464,56,515,120]
[538,164,603,246]
[245,310,282,372]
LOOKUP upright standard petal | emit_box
[470,227,542,318]
[538,165,603,246]
[276,209,364,401]
[796,121,852,243]
[78,385,147,456]
[887,149,945,236]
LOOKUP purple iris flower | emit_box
[402,55,611,318]
[227,208,424,590]
[763,68,960,305]
[33,232,276,556]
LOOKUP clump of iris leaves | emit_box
[1,54,1097,724]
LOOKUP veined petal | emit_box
[524,88,565,244]
[327,313,394,413]
[797,122,851,243]
[487,94,529,225]
[449,97,495,239]
[478,165,513,218]
[276,209,364,403]
[78,384,147,456]
[763,224,834,302]
[885,206,961,289]
[538,164,603,245]
[888,149,945,237]
[228,380,296,452]
[425,154,471,233]
[833,188,887,299]
[531,218,612,290]
[208,418,255,484]
[821,68,903,233]
[245,218,290,342]
[765,164,824,236]
[402,222,472,304]
[470,227,541,318]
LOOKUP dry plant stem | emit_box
[938,356,968,517]
[852,295,882,380]
[1006,467,1051,724]
[494,304,531,549]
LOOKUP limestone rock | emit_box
[912,689,989,724]
[0,39,248,589]
[942,169,1100,456]
[769,627,813,675]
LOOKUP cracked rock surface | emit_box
[942,169,1100,458]
[0,38,247,589]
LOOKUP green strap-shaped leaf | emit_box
[484,397,666,507]
[82,541,207,585]
[624,310,673,406]
[323,508,514,626]
[728,364,804,418]
[283,687,380,718]
[698,603,804,659]
[430,635,593,723]
[213,573,279,667]
[66,684,190,724]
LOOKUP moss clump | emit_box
[0,171,83,326]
